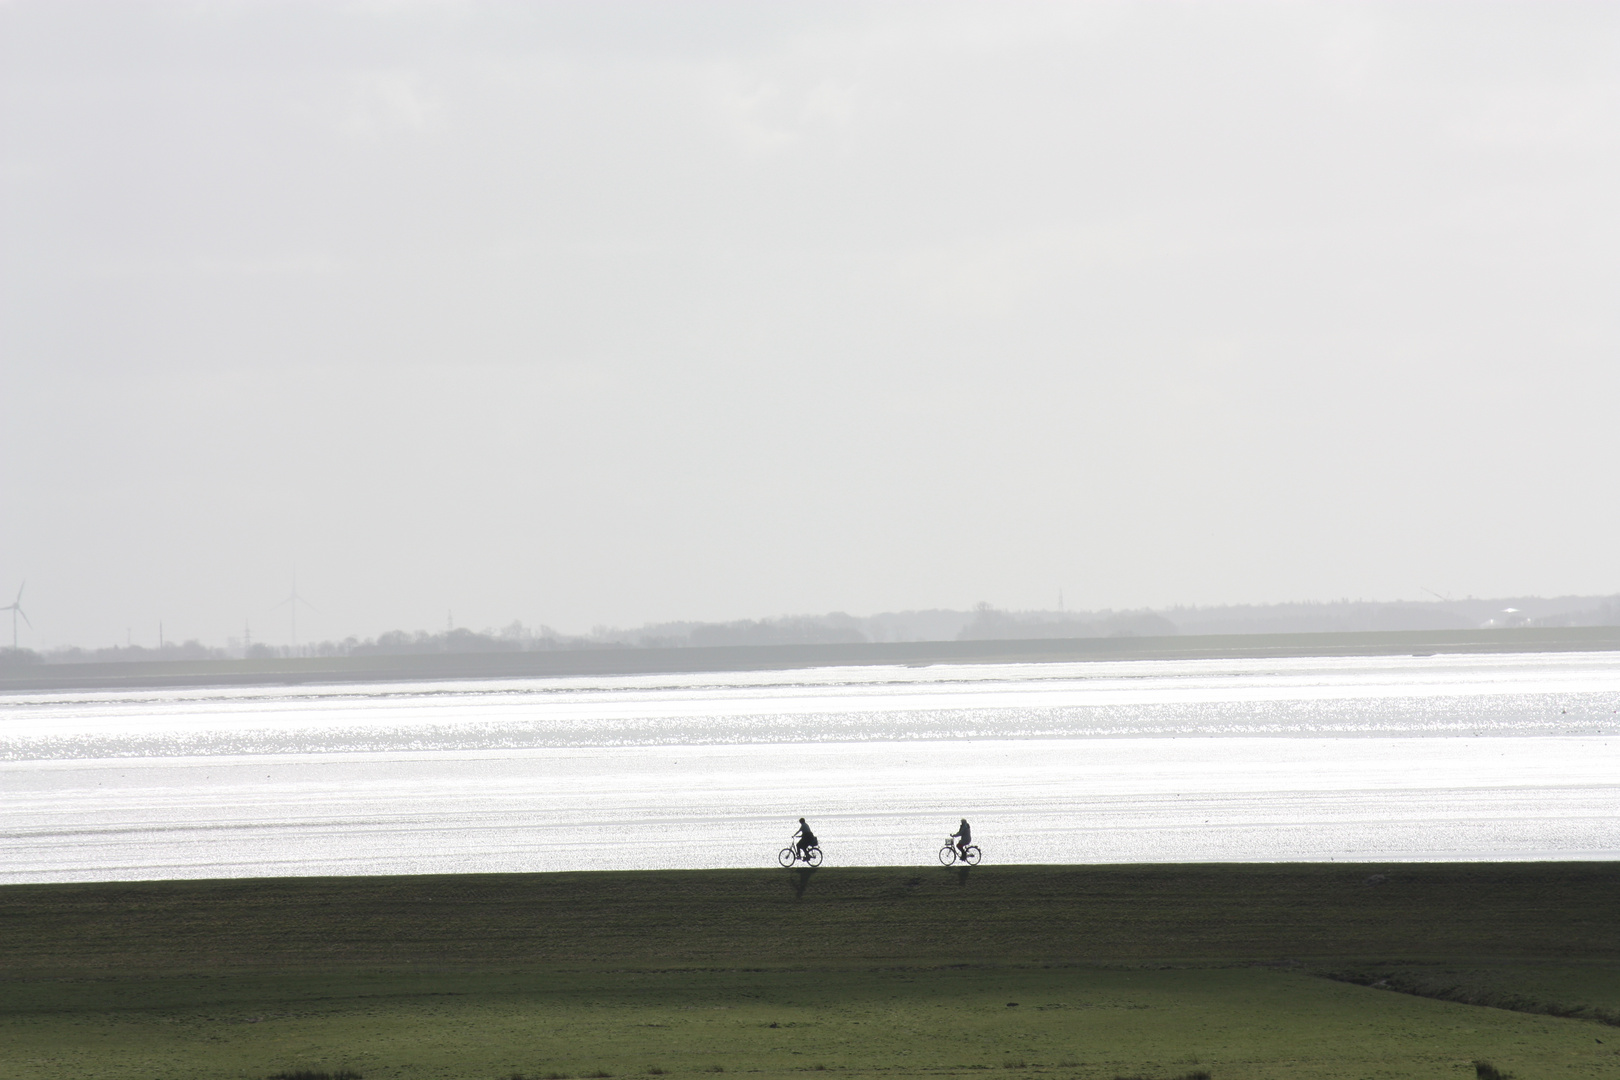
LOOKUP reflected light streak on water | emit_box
[2,653,1618,882]
[4,652,1619,760]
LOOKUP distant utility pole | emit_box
[158,621,164,649]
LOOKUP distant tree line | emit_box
[13,594,1620,665]
[954,602,1176,641]
[7,639,220,668]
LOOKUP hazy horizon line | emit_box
[8,590,1618,661]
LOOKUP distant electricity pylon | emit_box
[1,582,29,649]
[273,569,319,649]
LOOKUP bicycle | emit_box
[938,838,981,866]
[778,840,823,867]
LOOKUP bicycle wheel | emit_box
[806,845,823,867]
[963,845,982,866]
[778,847,797,867]
[938,844,957,866]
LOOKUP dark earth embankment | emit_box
[5,863,1617,975]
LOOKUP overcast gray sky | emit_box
[3,1,1618,649]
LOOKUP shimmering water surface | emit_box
[3,652,1618,881]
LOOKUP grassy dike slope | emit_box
[4,864,1619,1079]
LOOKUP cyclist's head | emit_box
[798,817,806,823]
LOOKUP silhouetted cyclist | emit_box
[794,817,818,859]
[951,818,972,861]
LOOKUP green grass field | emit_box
[3,864,1618,1079]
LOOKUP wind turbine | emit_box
[1,582,31,649]
[273,569,319,650]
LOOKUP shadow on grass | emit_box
[791,869,815,898]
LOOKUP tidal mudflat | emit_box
[3,652,1618,882]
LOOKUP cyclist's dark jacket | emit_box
[952,821,971,844]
